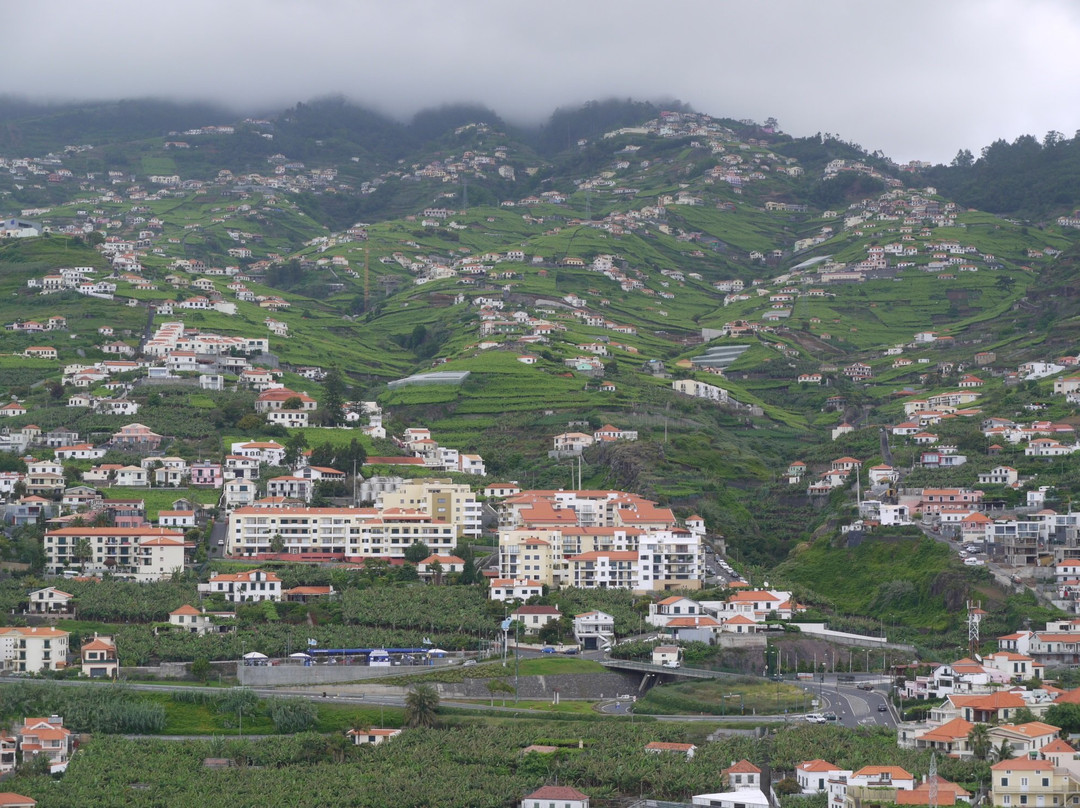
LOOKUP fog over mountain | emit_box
[10,0,1080,164]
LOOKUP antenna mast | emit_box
[966,600,983,658]
[928,753,938,808]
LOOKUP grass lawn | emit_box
[103,487,221,520]
[634,678,811,716]
[515,657,606,675]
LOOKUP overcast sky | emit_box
[9,0,1080,164]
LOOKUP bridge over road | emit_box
[599,658,746,680]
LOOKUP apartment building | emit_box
[226,506,458,559]
[0,626,69,673]
[376,479,482,539]
[498,525,702,593]
[42,527,189,581]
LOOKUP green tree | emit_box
[1010,706,1038,724]
[454,542,476,585]
[74,537,94,573]
[403,542,431,564]
[309,443,337,468]
[283,396,303,410]
[1046,703,1080,733]
[284,433,308,467]
[270,533,285,554]
[322,366,346,426]
[429,559,444,585]
[951,148,975,168]
[994,739,1015,761]
[485,679,515,706]
[341,438,366,474]
[237,413,263,431]
[968,723,992,761]
[404,684,439,728]
[191,656,211,683]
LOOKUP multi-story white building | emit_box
[497,522,702,594]
[226,506,458,558]
[377,479,482,539]
[0,626,69,673]
[42,527,189,581]
[673,378,728,402]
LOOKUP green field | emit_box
[103,487,221,520]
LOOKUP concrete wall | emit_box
[122,660,237,680]
[237,661,452,687]
[715,634,767,649]
[794,623,914,652]
[291,673,640,701]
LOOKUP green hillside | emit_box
[4,98,1080,568]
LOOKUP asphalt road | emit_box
[7,667,898,727]
[816,680,896,728]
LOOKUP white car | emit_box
[804,713,827,724]
[964,557,984,566]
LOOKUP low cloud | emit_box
[9,0,1080,163]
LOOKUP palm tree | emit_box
[404,684,439,728]
[968,723,992,761]
[994,740,1015,762]
[74,538,94,573]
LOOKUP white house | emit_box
[25,586,74,615]
[511,605,562,634]
[347,727,402,746]
[199,569,282,603]
[489,577,544,602]
[521,786,590,808]
[573,610,615,651]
